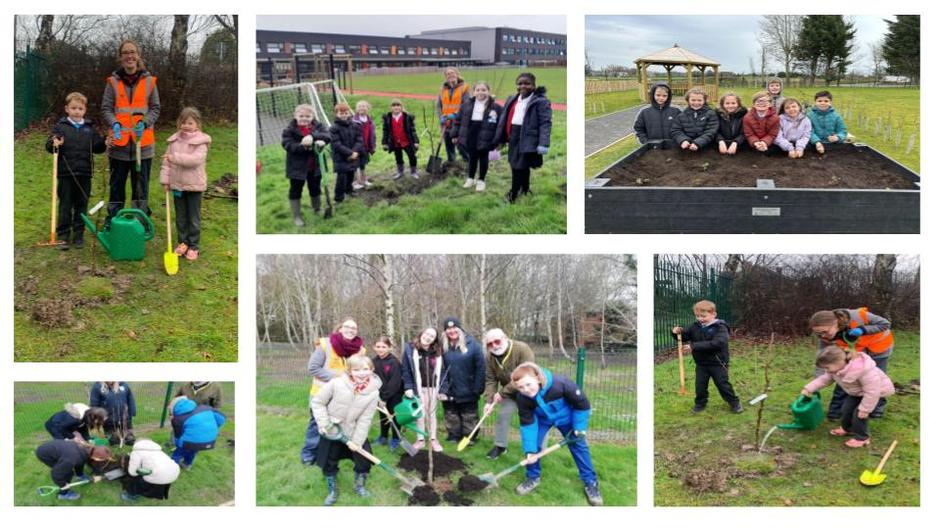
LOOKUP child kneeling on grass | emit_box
[160,107,211,261]
[802,345,895,448]
[670,87,719,152]
[35,439,111,501]
[511,362,603,506]
[672,300,743,414]
[282,104,332,227]
[808,90,849,154]
[312,353,381,506]
[169,396,226,470]
[45,403,108,441]
[121,438,180,501]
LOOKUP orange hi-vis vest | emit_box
[309,338,348,397]
[108,74,157,148]
[835,307,894,354]
[439,82,468,117]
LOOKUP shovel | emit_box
[37,478,90,496]
[163,188,179,275]
[860,439,898,486]
[477,436,575,489]
[39,146,65,247]
[677,334,688,395]
[323,424,424,496]
[458,401,496,452]
[132,113,145,173]
[377,403,418,457]
[315,145,333,219]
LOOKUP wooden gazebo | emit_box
[634,44,720,104]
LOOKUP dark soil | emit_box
[442,490,475,506]
[358,163,462,207]
[457,473,489,493]
[208,173,238,199]
[408,485,441,506]
[397,451,467,478]
[31,298,75,328]
[603,147,916,189]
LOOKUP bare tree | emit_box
[759,15,803,82]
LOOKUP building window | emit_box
[422,48,429,55]
[334,45,346,54]
[256,42,261,53]
[266,42,283,53]
[502,34,508,42]
[368,46,378,55]
[379,46,390,55]
[310,44,324,54]
[293,43,307,54]
[407,47,416,55]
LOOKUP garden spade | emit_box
[323,424,424,495]
[315,145,333,219]
[860,439,898,487]
[39,146,65,247]
[163,189,178,275]
[477,436,574,489]
[377,403,418,456]
[37,478,90,496]
[677,335,688,395]
[458,401,496,452]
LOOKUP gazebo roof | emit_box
[634,44,720,67]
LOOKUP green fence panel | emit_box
[654,258,734,353]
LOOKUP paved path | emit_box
[585,105,643,157]
[347,89,568,111]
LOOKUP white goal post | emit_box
[256,80,347,147]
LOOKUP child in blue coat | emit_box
[808,90,848,154]
[511,362,603,506]
[169,396,226,469]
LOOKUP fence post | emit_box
[159,382,175,428]
[576,347,586,389]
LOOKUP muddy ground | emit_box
[398,453,484,506]
[603,147,917,189]
[19,264,133,330]
[660,443,800,496]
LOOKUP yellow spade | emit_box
[163,189,179,275]
[860,439,898,486]
[457,401,496,452]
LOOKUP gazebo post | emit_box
[713,65,720,100]
[639,61,648,102]
[686,63,692,94]
[666,64,673,87]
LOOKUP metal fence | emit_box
[654,259,734,354]
[257,343,636,445]
[13,47,49,132]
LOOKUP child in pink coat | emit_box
[160,107,211,261]
[802,345,895,447]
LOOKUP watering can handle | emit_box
[120,209,156,241]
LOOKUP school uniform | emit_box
[453,97,502,181]
[494,86,553,202]
[675,319,740,409]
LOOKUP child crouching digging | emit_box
[802,345,895,448]
[35,440,112,501]
[511,362,603,506]
[312,353,381,506]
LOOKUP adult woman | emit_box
[435,67,469,165]
[102,39,161,221]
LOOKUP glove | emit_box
[404,389,414,399]
[300,135,313,147]
[573,430,587,438]
[448,113,457,120]
[438,393,449,402]
[846,327,864,339]
[173,190,183,198]
[536,145,549,155]
[439,116,447,125]
[314,140,326,148]
[133,121,146,138]
[112,122,122,141]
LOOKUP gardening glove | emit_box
[405,389,415,399]
[300,135,314,148]
[439,115,447,125]
[173,190,183,198]
[536,145,549,155]
[112,122,122,140]
[573,430,587,439]
[846,327,864,339]
[315,140,326,148]
[133,120,146,139]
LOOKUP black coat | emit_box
[634,83,681,146]
[451,97,503,151]
[45,117,107,178]
[373,354,404,402]
[35,440,89,487]
[281,119,332,180]
[440,335,486,404]
[45,411,87,440]
[89,382,136,422]
[716,108,748,149]
[675,320,731,366]
[381,112,420,149]
[329,118,364,174]
[401,343,441,391]
[671,104,720,148]
[494,86,552,153]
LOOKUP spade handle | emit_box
[874,439,899,474]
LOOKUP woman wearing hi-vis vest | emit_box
[300,319,366,465]
[101,39,161,222]
[436,67,470,165]
[810,308,894,419]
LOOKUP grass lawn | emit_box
[654,331,920,506]
[13,124,238,362]
[352,67,568,104]
[257,378,636,506]
[256,94,566,234]
[585,90,644,119]
[14,382,235,506]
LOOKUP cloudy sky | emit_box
[258,15,566,36]
[586,15,894,74]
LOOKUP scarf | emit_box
[349,374,370,394]
[330,332,363,358]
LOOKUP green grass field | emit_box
[14,382,235,506]
[352,67,568,103]
[654,331,920,506]
[585,90,644,119]
[257,93,567,234]
[13,124,238,362]
[256,378,635,506]
[585,86,920,178]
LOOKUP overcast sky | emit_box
[258,15,566,36]
[586,15,895,74]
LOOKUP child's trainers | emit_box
[431,439,443,452]
[121,491,139,502]
[412,438,425,450]
[584,482,604,506]
[364,179,374,188]
[829,427,848,436]
[58,490,80,501]
[174,243,188,256]
[352,182,365,190]
[692,405,706,413]
[845,437,870,448]
[515,477,540,495]
[476,180,486,192]
[76,474,90,482]
[374,436,387,446]
[388,438,400,451]
[463,178,474,188]
[185,248,199,261]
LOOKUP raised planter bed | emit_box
[585,142,919,233]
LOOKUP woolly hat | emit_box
[442,316,462,330]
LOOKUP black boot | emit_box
[324,475,338,506]
[289,199,304,227]
[353,472,370,497]
[310,194,321,214]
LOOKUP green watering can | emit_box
[393,395,428,437]
[81,201,154,261]
[777,391,824,430]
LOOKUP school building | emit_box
[409,27,567,66]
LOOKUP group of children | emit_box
[280,71,554,226]
[672,301,895,448]
[45,93,211,261]
[36,381,225,502]
[305,319,601,506]
[635,78,849,158]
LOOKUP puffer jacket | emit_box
[715,107,748,149]
[807,106,848,144]
[45,403,91,440]
[440,331,486,404]
[803,352,895,414]
[743,106,780,147]
[774,112,812,152]
[634,82,681,146]
[89,382,136,423]
[329,118,364,174]
[311,373,381,446]
[128,439,180,484]
[671,104,719,148]
[517,369,591,454]
[45,117,107,177]
[484,339,536,401]
[674,320,731,367]
[494,86,552,152]
[452,96,503,151]
[159,130,212,192]
[281,119,332,180]
[171,398,225,451]
[381,112,420,149]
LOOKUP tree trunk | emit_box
[381,255,396,340]
[168,15,190,118]
[35,15,55,53]
[480,254,487,332]
[872,254,897,319]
